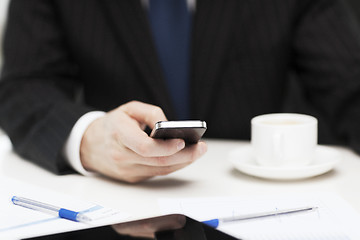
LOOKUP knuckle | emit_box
[119,100,138,111]
[109,149,121,161]
[150,106,164,120]
[110,130,120,142]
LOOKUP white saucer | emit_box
[229,145,341,180]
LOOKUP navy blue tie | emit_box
[148,0,192,120]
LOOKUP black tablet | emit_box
[22,214,239,240]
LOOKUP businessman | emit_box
[1,0,360,183]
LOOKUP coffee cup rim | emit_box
[251,113,317,127]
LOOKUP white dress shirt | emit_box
[63,0,196,175]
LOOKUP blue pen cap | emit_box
[59,208,79,221]
[202,219,219,228]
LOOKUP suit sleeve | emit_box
[292,0,360,153]
[0,0,93,174]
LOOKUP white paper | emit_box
[159,193,360,240]
[0,177,130,239]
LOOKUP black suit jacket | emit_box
[1,0,360,174]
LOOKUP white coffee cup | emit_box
[251,113,318,167]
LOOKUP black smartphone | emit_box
[150,120,207,144]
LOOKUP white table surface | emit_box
[1,129,360,220]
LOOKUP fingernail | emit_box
[177,141,185,150]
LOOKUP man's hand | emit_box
[79,101,207,183]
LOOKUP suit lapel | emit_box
[100,0,176,118]
[191,0,239,119]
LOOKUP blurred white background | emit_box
[0,0,9,67]
[0,0,9,135]
[0,0,9,24]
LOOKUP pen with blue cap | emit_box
[12,196,92,223]
[202,206,318,228]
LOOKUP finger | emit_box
[106,158,192,183]
[120,101,167,129]
[104,142,207,183]
[132,161,194,180]
[117,123,186,157]
[115,101,186,157]
[115,116,185,157]
[132,141,207,167]
[108,108,184,157]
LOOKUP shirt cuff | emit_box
[63,111,106,176]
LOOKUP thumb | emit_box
[120,101,167,129]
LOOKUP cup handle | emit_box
[273,133,284,166]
